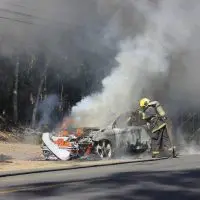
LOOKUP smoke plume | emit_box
[71,0,200,127]
[1,0,200,128]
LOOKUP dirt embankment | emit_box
[0,131,42,162]
[0,131,21,143]
[0,142,42,161]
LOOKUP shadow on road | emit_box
[3,169,200,200]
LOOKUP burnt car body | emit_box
[41,111,152,160]
[88,111,152,159]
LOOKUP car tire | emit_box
[96,140,113,159]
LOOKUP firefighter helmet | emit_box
[139,98,150,108]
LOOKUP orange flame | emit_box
[60,116,75,130]
[57,116,83,137]
[53,138,72,147]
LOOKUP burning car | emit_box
[41,112,152,161]
[41,126,100,160]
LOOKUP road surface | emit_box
[1,154,200,200]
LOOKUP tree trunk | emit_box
[13,57,19,124]
[31,62,49,128]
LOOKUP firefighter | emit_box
[138,97,176,158]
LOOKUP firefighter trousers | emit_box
[151,125,174,158]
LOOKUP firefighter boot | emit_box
[152,151,160,158]
[168,146,177,158]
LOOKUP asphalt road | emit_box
[1,155,200,200]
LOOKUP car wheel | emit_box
[96,140,113,159]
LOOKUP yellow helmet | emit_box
[139,98,150,108]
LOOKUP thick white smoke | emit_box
[71,0,199,127]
